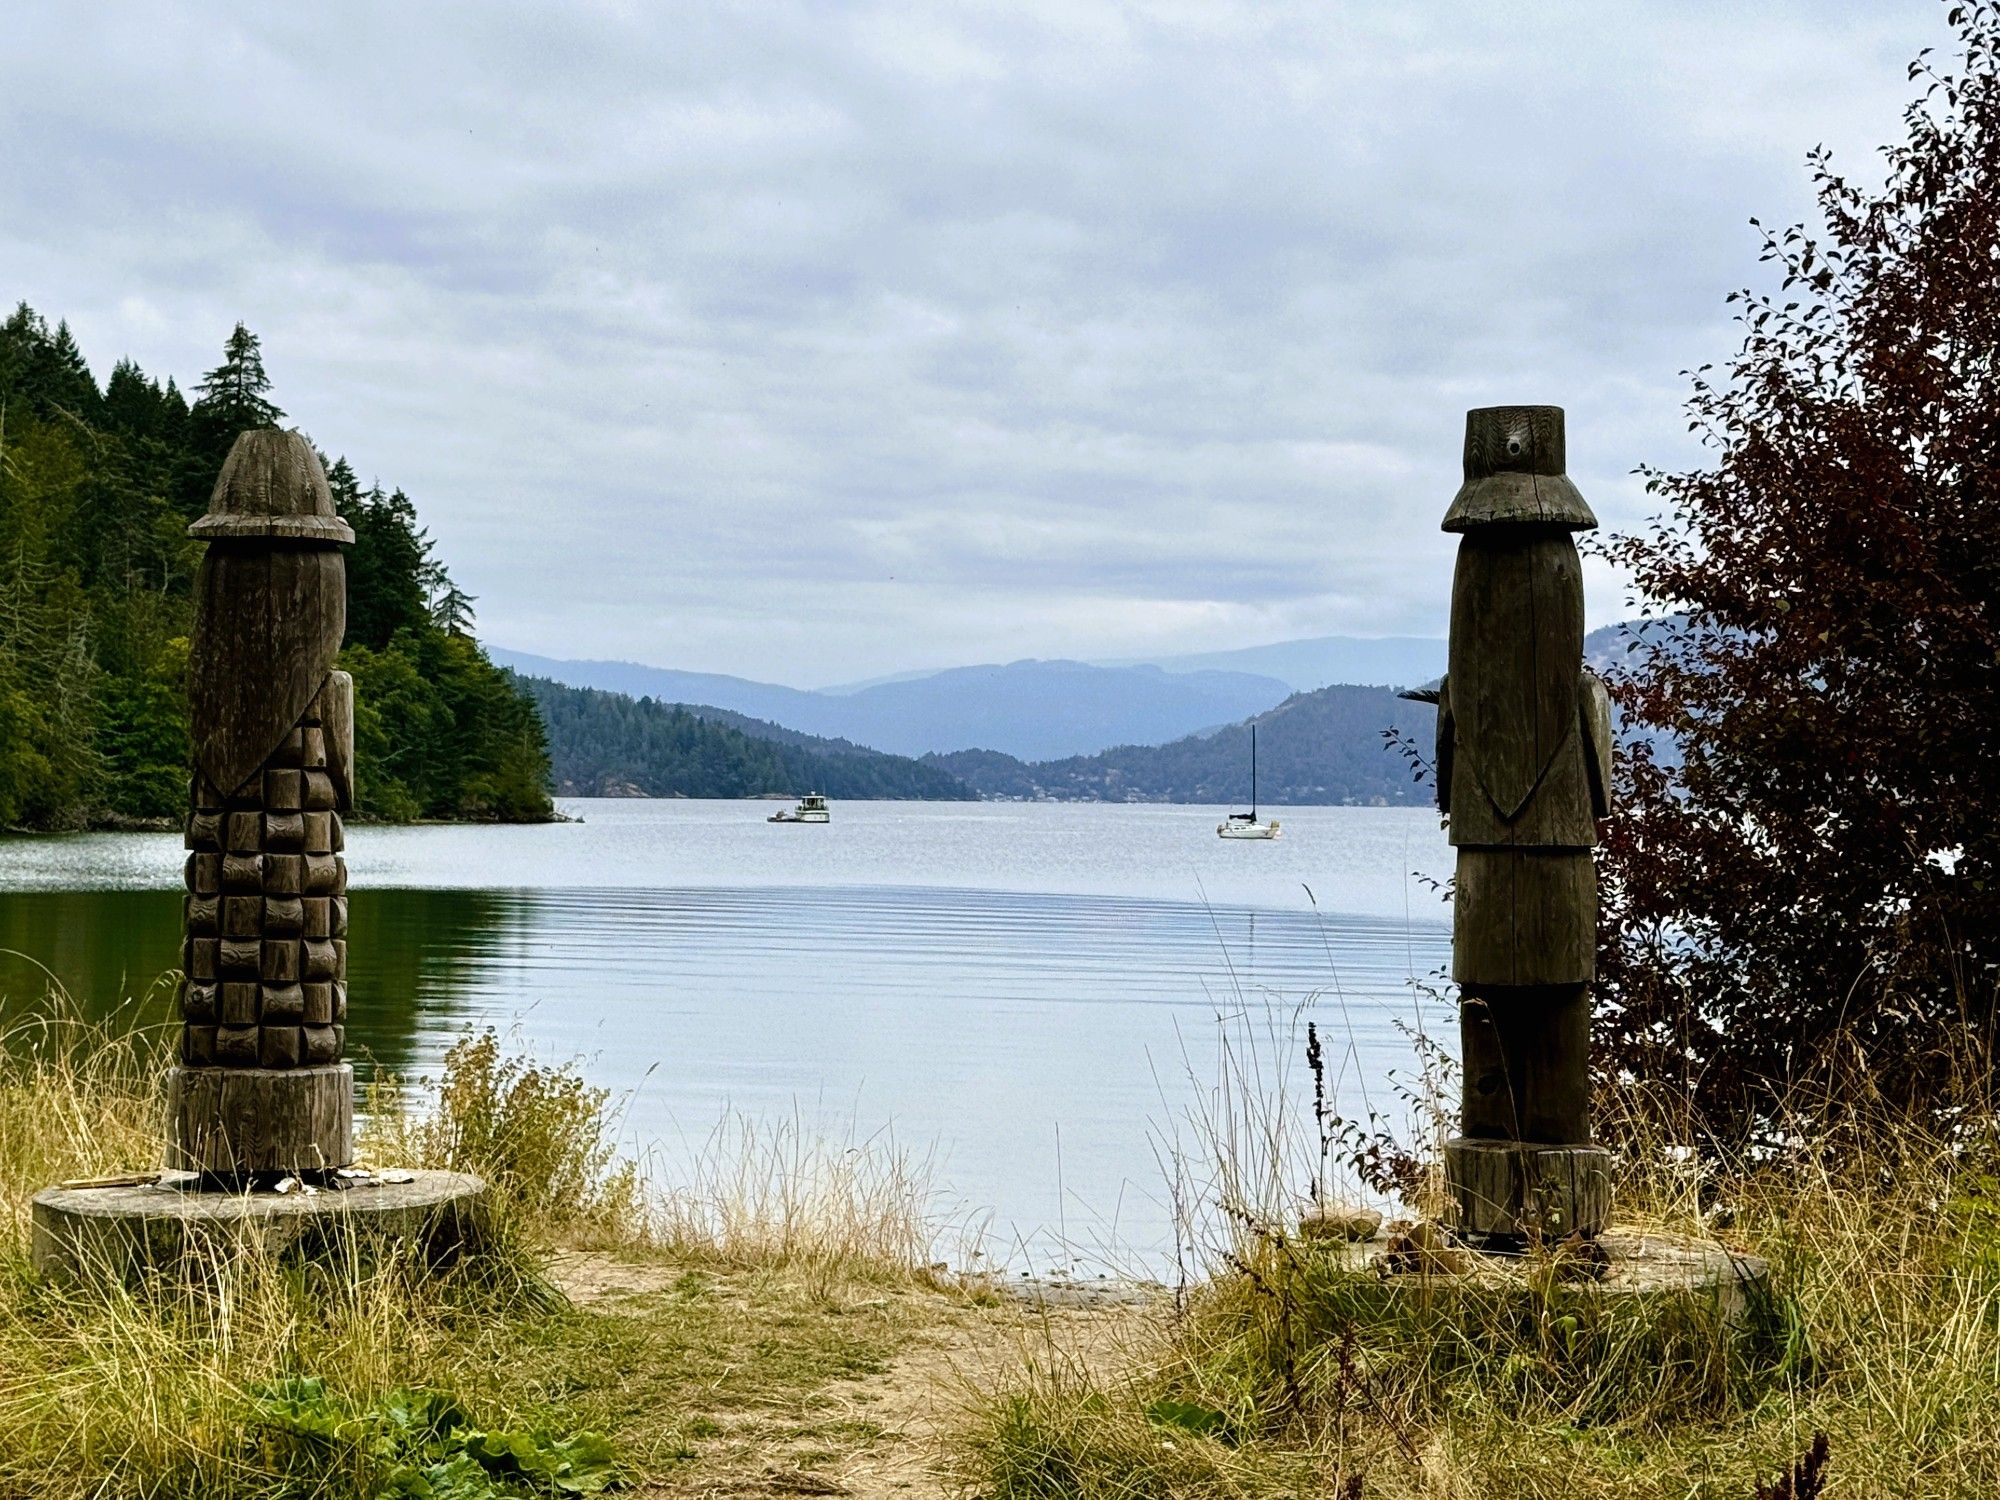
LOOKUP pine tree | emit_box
[0,306,100,422]
[103,358,164,438]
[179,323,285,518]
[0,305,551,827]
[157,378,189,447]
[345,483,434,649]
[193,322,283,432]
[43,321,101,422]
[431,579,477,637]
[323,455,361,510]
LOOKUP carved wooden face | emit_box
[1447,529,1584,822]
[188,544,346,798]
[1462,405,1566,480]
[1443,406,1596,534]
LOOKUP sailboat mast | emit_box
[1251,724,1258,818]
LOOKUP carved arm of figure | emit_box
[1395,680,1453,818]
[1580,668,1612,821]
[1435,674,1454,820]
[319,669,355,811]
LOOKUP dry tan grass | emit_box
[956,1001,2000,1499]
[365,1028,946,1291]
[0,984,959,1498]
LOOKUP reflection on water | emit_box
[0,802,1453,1268]
[0,888,518,1078]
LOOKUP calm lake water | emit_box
[0,799,1452,1271]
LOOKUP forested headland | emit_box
[0,305,552,828]
[520,675,975,800]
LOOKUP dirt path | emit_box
[816,1288,1159,1498]
[549,1252,1163,1497]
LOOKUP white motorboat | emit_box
[768,794,830,824]
[1217,725,1280,840]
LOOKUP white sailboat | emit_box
[1217,724,1280,839]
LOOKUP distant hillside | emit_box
[927,684,1435,805]
[668,703,916,758]
[818,659,1290,759]
[516,677,975,800]
[1111,634,1448,692]
[494,650,825,728]
[491,649,1291,759]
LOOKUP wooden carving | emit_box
[172,429,357,1179]
[1433,406,1614,1241]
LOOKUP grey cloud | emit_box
[0,0,1937,682]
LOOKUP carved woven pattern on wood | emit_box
[181,705,346,1071]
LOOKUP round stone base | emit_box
[1587,1227,1771,1321]
[30,1169,488,1284]
[1295,1222,1774,1420]
[1331,1222,1770,1324]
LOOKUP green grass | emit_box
[941,996,2000,1499]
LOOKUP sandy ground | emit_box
[550,1251,1164,1498]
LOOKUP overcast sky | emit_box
[2,1,1936,685]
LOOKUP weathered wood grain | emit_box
[168,1064,353,1177]
[175,429,356,1177]
[1466,404,1567,477]
[1435,405,1610,1242]
[316,671,355,811]
[1434,677,1455,817]
[1447,532,1585,825]
[1453,849,1596,986]
[1443,406,1598,532]
[1445,1138,1611,1240]
[1456,983,1591,1141]
[187,429,354,543]
[1582,668,1614,820]
[188,548,344,798]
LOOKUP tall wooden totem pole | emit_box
[1434,406,1613,1242]
[171,429,355,1180]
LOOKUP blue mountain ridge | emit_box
[487,649,1295,761]
[496,621,1676,796]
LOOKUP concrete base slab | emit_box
[1328,1222,1770,1323]
[1584,1227,1771,1316]
[31,1169,489,1283]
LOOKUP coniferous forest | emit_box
[0,304,554,828]
[522,676,976,800]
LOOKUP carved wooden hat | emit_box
[189,429,355,543]
[1442,405,1597,533]
[187,429,351,795]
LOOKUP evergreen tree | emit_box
[1,305,100,421]
[102,358,167,438]
[345,484,434,650]
[0,302,552,828]
[42,321,101,422]
[102,359,150,434]
[431,579,477,637]
[157,377,189,448]
[182,322,283,518]
[193,322,282,433]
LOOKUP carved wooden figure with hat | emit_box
[172,428,356,1179]
[1430,405,1615,1242]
